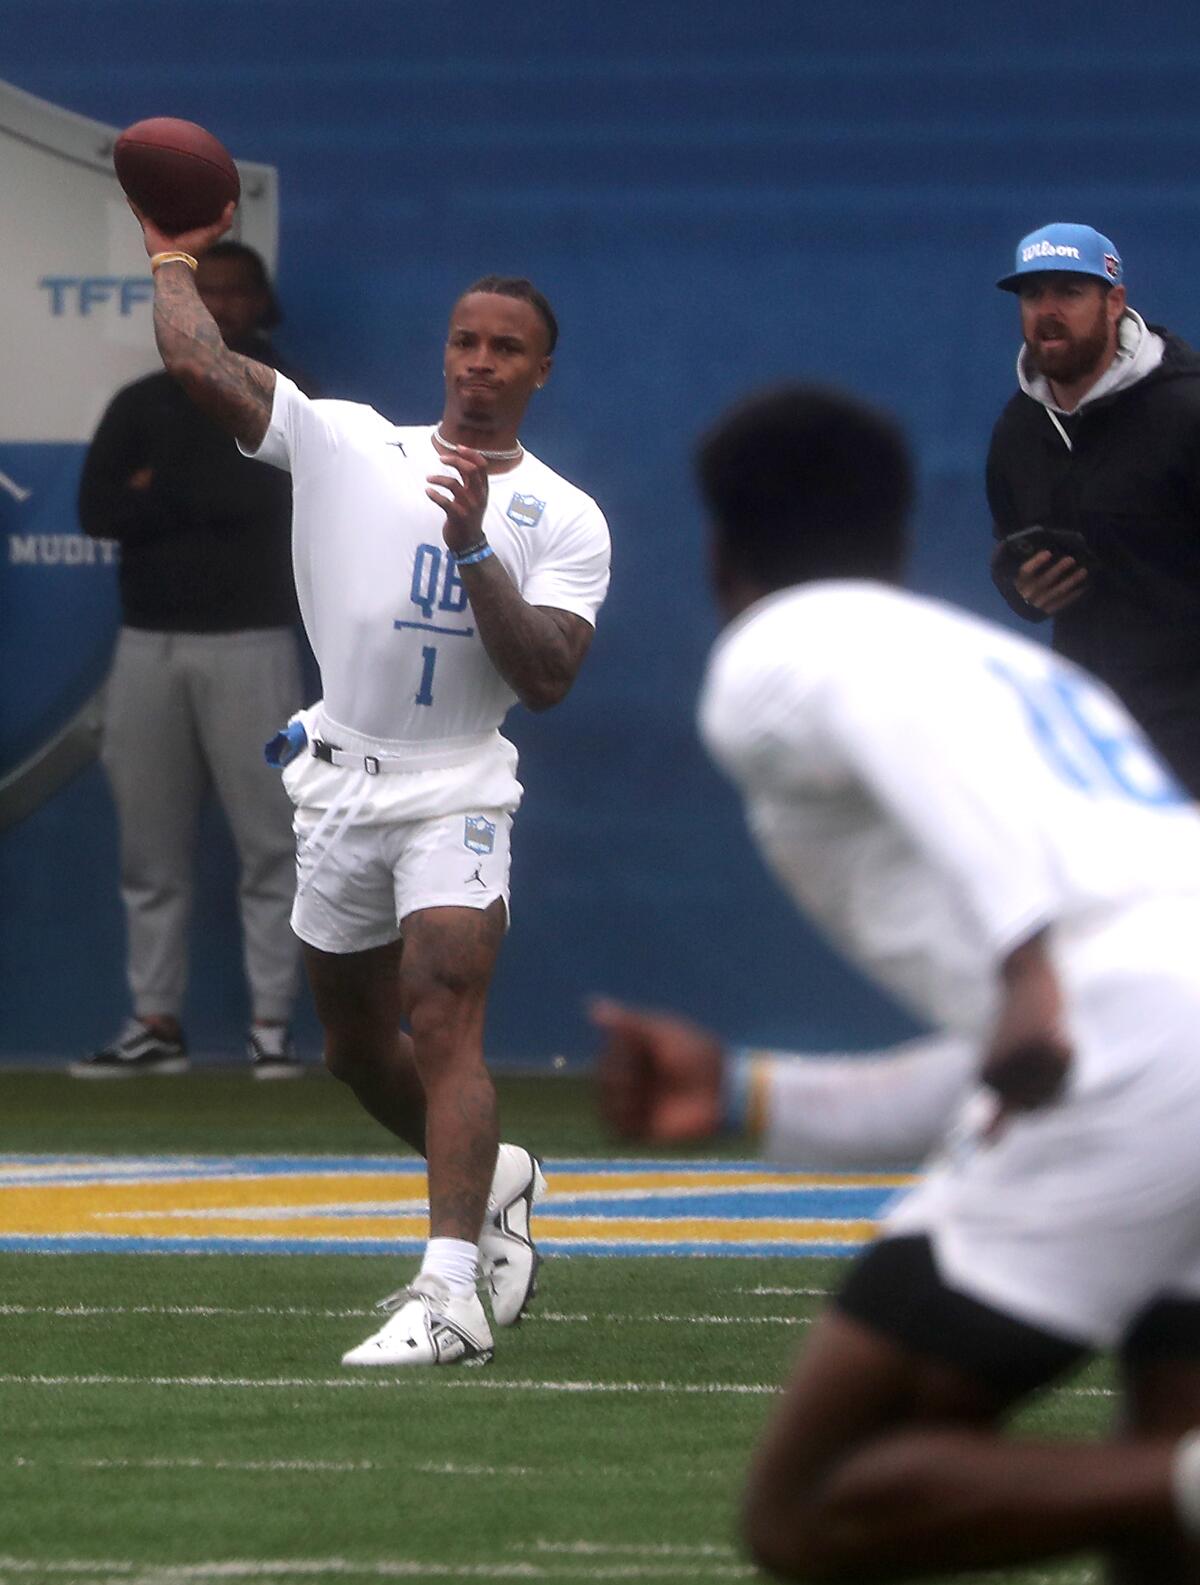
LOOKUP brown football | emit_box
[114,117,240,234]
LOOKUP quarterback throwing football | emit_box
[133,198,610,1369]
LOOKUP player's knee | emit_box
[742,1467,868,1583]
[321,1038,353,1083]
[404,979,486,1060]
[742,1487,832,1582]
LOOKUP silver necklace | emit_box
[434,426,523,463]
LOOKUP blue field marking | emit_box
[0,1237,877,1257]
[0,1155,910,1257]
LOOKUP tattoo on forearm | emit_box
[461,564,592,710]
[153,265,274,447]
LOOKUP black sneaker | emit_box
[247,1025,303,1080]
[69,1019,189,1078]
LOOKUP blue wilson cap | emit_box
[996,223,1123,293]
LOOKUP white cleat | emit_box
[480,1142,547,1327]
[341,1274,494,1368]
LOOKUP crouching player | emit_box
[597,385,1200,1582]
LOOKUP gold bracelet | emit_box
[149,251,198,274]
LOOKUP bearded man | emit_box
[988,222,1200,794]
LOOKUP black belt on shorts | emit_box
[312,739,384,775]
[310,735,492,776]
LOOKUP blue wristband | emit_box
[721,1047,755,1134]
[721,1046,772,1136]
[455,543,495,567]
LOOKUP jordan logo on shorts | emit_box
[465,863,486,888]
[464,816,496,855]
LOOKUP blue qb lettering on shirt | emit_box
[410,543,468,617]
[399,544,476,706]
[987,658,1187,806]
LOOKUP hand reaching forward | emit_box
[590,998,726,1143]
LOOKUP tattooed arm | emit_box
[427,444,597,711]
[133,199,275,451]
[153,265,275,449]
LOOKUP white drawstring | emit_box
[295,779,374,898]
[1044,406,1073,451]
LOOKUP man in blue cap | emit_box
[988,222,1200,794]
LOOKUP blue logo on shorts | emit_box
[506,492,545,528]
[464,815,496,855]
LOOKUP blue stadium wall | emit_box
[5,0,1200,1062]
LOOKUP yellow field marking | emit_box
[545,1171,910,1191]
[0,1165,902,1245]
[0,1174,420,1237]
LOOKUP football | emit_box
[113,117,240,234]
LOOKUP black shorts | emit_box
[1120,1297,1200,1369]
[835,1235,1090,1399]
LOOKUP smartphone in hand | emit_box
[1001,525,1097,574]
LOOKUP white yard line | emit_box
[534,1183,877,1203]
[535,1312,810,1326]
[524,1545,735,1558]
[93,1205,428,1223]
[0,1372,1114,1400]
[8,1456,655,1480]
[734,1287,831,1297]
[0,1552,1092,1582]
[0,1554,1090,1584]
[414,1461,533,1477]
[0,1373,780,1396]
[0,1305,809,1326]
[0,1559,752,1581]
[0,1305,367,1319]
[93,1182,863,1220]
[82,1458,377,1473]
[0,1163,415,1185]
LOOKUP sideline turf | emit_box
[0,1071,1110,1584]
[0,1069,748,1157]
[0,1253,1107,1584]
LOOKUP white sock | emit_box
[1170,1429,1200,1538]
[419,1237,479,1298]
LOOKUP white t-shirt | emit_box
[699,581,1200,1053]
[244,374,611,744]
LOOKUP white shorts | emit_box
[884,963,1200,1350]
[289,804,514,954]
[279,708,521,955]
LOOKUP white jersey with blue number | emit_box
[698,581,1200,1047]
[245,374,611,744]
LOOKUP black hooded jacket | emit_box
[988,326,1200,793]
[79,337,303,634]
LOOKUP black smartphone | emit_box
[1001,525,1097,574]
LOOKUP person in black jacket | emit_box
[71,243,305,1078]
[988,222,1200,794]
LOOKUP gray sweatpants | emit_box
[100,627,303,1025]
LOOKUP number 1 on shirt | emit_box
[415,645,437,707]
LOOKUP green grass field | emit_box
[0,1070,1109,1585]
